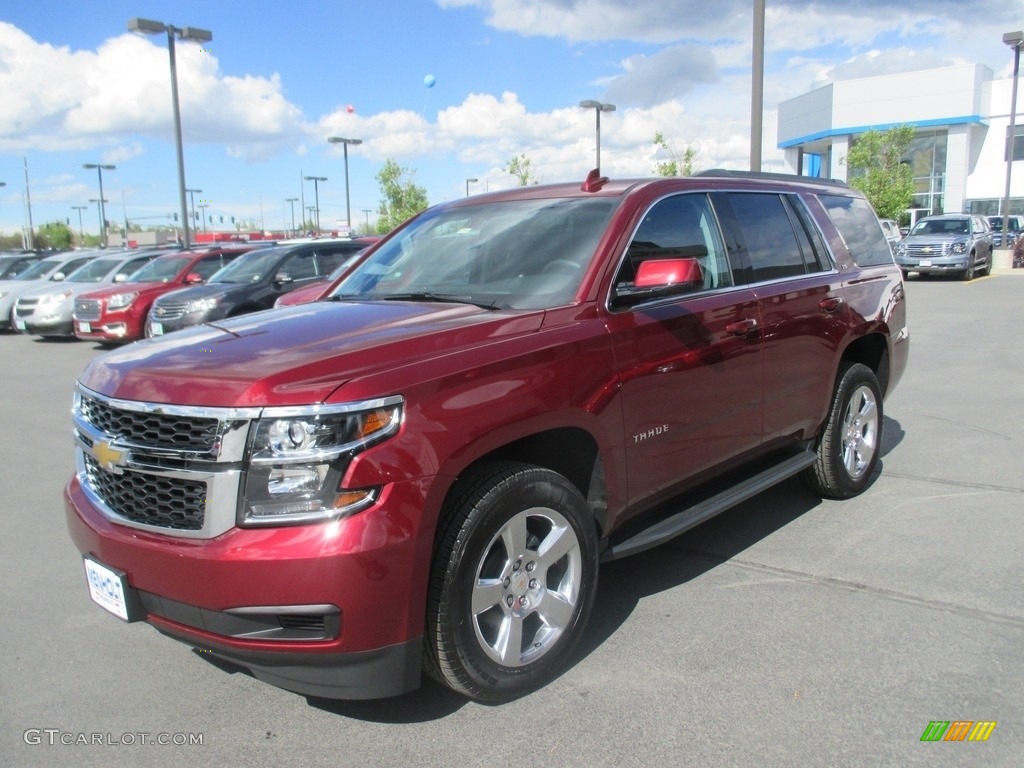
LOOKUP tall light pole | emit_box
[89,198,108,245]
[285,197,298,237]
[751,0,765,172]
[128,17,212,250]
[579,100,615,174]
[83,163,115,247]
[327,137,362,230]
[186,188,202,234]
[465,178,478,197]
[304,176,327,232]
[72,205,87,240]
[1002,30,1023,250]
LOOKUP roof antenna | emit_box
[581,168,609,192]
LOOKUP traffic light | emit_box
[173,212,178,221]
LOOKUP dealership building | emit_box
[777,63,1022,223]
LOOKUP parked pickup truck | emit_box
[65,170,908,702]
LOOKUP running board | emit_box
[601,450,817,562]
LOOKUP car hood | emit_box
[20,278,127,301]
[78,281,174,300]
[78,301,545,407]
[903,234,967,246]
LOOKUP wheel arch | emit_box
[839,332,891,396]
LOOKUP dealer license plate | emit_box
[150,322,163,336]
[77,321,91,333]
[84,557,132,621]
[919,259,933,267]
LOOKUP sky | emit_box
[1,0,1021,239]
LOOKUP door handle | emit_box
[819,297,844,312]
[726,318,759,336]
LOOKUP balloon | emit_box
[346,104,355,114]
[423,74,436,88]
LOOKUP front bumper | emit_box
[64,474,433,699]
[13,314,74,336]
[74,317,143,343]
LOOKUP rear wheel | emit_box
[424,462,598,702]
[801,362,883,499]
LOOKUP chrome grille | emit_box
[83,454,206,530]
[903,242,950,257]
[79,393,221,453]
[74,298,102,322]
[151,300,188,321]
[15,298,38,317]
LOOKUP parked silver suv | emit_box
[894,214,993,280]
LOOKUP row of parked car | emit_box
[0,237,378,344]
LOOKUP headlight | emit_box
[185,296,219,313]
[951,242,967,254]
[40,290,73,305]
[241,396,403,526]
[107,292,138,310]
[895,243,906,256]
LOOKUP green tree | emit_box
[375,159,429,234]
[653,132,700,177]
[36,221,74,250]
[505,153,538,186]
[843,125,916,221]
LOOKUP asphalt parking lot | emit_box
[2,271,1022,767]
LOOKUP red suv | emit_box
[66,171,908,702]
[72,246,261,344]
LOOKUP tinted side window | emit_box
[316,246,358,275]
[193,254,230,280]
[280,250,317,280]
[817,194,894,267]
[726,192,810,281]
[616,193,732,292]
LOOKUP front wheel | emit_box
[801,362,883,499]
[424,462,598,702]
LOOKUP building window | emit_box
[1005,125,1024,162]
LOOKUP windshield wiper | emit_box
[376,291,503,311]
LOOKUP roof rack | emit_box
[694,169,848,187]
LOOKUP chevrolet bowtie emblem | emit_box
[92,441,127,472]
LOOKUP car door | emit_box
[604,192,764,509]
[714,191,848,445]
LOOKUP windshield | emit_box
[129,255,191,283]
[331,197,618,310]
[209,247,286,284]
[912,219,968,236]
[12,259,61,281]
[65,258,123,282]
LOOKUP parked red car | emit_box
[72,245,262,344]
[67,171,908,702]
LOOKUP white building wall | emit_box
[967,79,1024,204]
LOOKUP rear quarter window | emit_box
[817,194,894,267]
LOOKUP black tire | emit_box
[424,462,598,702]
[962,252,975,281]
[801,362,883,499]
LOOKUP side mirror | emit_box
[51,272,66,282]
[183,272,204,285]
[274,272,293,285]
[614,257,704,306]
[114,273,128,283]
[634,258,704,288]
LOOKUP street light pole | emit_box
[128,18,212,249]
[83,163,115,247]
[465,178,478,197]
[285,198,298,237]
[751,0,765,172]
[578,100,616,174]
[72,205,87,240]
[186,188,202,234]
[1002,31,1023,251]
[327,137,362,231]
[304,176,327,232]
